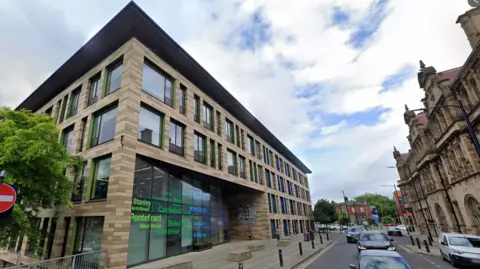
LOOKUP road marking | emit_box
[0,195,14,202]
[397,245,413,253]
[296,241,337,269]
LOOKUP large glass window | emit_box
[179,86,186,114]
[61,126,74,152]
[202,103,213,131]
[194,96,200,123]
[73,216,104,266]
[128,157,229,266]
[88,75,101,105]
[194,133,206,164]
[89,156,111,200]
[239,156,246,178]
[227,150,237,176]
[169,120,184,155]
[142,61,174,106]
[105,60,123,95]
[90,105,118,147]
[225,119,234,143]
[138,106,163,147]
[67,88,81,118]
[247,136,255,156]
[58,95,68,124]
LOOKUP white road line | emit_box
[0,195,14,202]
[296,241,337,269]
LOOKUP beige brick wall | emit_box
[8,38,313,269]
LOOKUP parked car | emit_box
[357,231,395,252]
[346,226,364,243]
[349,250,412,269]
[387,226,403,236]
[397,224,407,232]
[439,233,480,267]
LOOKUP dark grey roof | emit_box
[15,2,312,174]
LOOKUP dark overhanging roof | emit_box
[15,1,312,174]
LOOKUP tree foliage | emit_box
[338,215,349,226]
[382,216,394,224]
[0,108,84,255]
[313,199,338,224]
[354,193,397,220]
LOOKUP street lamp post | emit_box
[381,183,410,235]
[0,170,5,184]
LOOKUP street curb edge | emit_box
[290,241,335,269]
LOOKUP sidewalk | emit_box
[134,233,335,269]
[400,244,441,257]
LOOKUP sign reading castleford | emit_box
[0,184,16,214]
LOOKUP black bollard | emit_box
[299,242,303,256]
[311,238,315,249]
[278,249,284,267]
[410,235,415,246]
[424,240,430,253]
[319,233,323,244]
[416,237,422,249]
[326,232,330,241]
[428,236,433,247]
[238,262,244,269]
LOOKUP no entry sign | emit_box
[0,184,16,214]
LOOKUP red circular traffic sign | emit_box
[0,184,16,213]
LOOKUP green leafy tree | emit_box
[313,199,338,224]
[0,108,83,255]
[354,193,397,220]
[338,215,349,226]
[382,216,394,224]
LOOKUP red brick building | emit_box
[336,201,373,225]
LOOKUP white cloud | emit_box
[0,0,474,203]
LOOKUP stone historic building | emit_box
[393,6,480,238]
[0,2,313,269]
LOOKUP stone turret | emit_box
[457,7,480,49]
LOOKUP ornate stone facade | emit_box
[393,6,480,237]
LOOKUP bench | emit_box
[247,243,265,252]
[277,239,291,247]
[228,249,252,262]
[158,260,193,269]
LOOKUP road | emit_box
[304,232,454,269]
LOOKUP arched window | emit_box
[466,196,480,226]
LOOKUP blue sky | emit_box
[0,0,473,202]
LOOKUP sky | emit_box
[0,0,474,202]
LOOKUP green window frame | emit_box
[103,58,123,97]
[58,95,68,123]
[67,88,81,119]
[86,155,112,201]
[210,139,216,168]
[194,95,200,123]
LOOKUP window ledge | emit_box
[88,138,115,150]
[138,139,164,150]
[86,198,107,203]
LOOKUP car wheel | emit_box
[440,250,447,261]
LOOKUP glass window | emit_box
[202,103,213,131]
[127,213,149,265]
[169,120,184,155]
[152,166,169,202]
[359,233,388,241]
[61,126,74,152]
[71,164,86,202]
[248,136,255,156]
[227,150,236,176]
[194,96,200,123]
[210,140,216,168]
[106,60,123,95]
[239,156,245,178]
[149,214,167,259]
[133,158,153,200]
[74,217,104,255]
[142,62,173,106]
[67,88,81,118]
[58,95,68,123]
[90,105,118,147]
[88,75,101,105]
[90,156,111,200]
[179,86,186,114]
[225,120,234,143]
[449,236,480,247]
[255,141,261,159]
[138,106,163,147]
[194,133,206,164]
[359,256,411,269]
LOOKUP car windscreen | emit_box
[449,236,480,248]
[348,227,357,233]
[359,233,388,241]
[360,256,411,269]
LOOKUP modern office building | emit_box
[5,2,313,269]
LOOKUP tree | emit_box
[382,216,394,224]
[338,215,349,226]
[354,193,397,220]
[313,199,338,224]
[0,108,83,255]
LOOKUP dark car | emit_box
[357,231,395,252]
[349,250,412,269]
[346,226,363,243]
[387,226,403,236]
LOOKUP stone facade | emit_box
[5,5,313,269]
[393,6,480,238]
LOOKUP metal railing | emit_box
[3,250,108,269]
